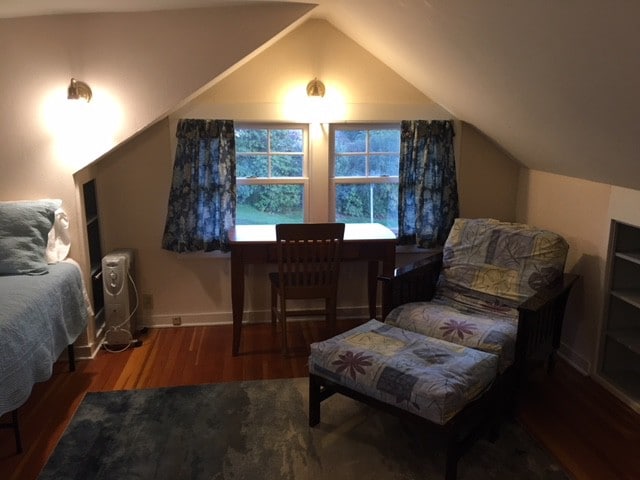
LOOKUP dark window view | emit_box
[333,128,400,230]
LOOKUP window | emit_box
[235,124,308,224]
[331,125,400,231]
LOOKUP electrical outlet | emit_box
[172,316,182,326]
[142,294,154,310]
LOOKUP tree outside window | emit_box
[235,125,307,224]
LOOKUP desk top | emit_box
[229,223,396,244]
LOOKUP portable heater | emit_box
[102,249,138,347]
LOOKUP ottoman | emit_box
[308,319,500,480]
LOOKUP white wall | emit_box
[516,169,615,373]
[0,3,311,269]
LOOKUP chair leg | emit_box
[280,295,289,355]
[270,284,277,326]
[445,436,460,480]
[326,296,337,336]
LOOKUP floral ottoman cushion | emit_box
[385,300,517,372]
[309,319,498,425]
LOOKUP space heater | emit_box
[102,248,138,347]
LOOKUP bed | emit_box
[0,199,90,453]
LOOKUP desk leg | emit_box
[367,260,378,320]
[379,245,396,321]
[231,248,244,356]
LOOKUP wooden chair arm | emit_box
[518,273,579,314]
[378,251,443,319]
[515,273,579,371]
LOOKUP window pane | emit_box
[236,184,304,225]
[335,130,366,153]
[272,154,303,177]
[369,154,399,176]
[270,129,303,152]
[369,129,400,152]
[335,154,366,177]
[235,129,267,152]
[237,154,268,178]
[335,183,398,229]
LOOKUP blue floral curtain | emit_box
[397,120,459,248]
[161,119,236,253]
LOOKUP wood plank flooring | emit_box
[1,320,639,480]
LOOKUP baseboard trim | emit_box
[140,306,374,328]
[558,342,591,375]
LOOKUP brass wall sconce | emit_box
[306,78,325,98]
[67,78,92,102]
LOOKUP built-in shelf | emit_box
[607,329,640,356]
[610,289,640,309]
[83,179,104,330]
[616,251,640,265]
[598,220,640,408]
[600,369,640,402]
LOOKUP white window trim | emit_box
[329,123,400,224]
[236,123,310,222]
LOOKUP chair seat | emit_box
[385,300,517,372]
[309,319,498,425]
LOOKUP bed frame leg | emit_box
[67,344,76,372]
[1,410,23,454]
[12,410,22,454]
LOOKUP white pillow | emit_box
[46,206,71,263]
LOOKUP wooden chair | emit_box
[270,223,345,354]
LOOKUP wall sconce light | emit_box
[67,78,92,102]
[306,78,325,98]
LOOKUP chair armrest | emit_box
[378,251,443,319]
[518,273,579,314]
[515,273,579,369]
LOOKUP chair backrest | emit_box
[275,223,345,298]
[437,218,569,307]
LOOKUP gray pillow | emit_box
[0,199,62,275]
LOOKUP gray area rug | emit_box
[39,378,567,479]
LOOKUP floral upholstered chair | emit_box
[308,218,577,480]
[385,217,575,375]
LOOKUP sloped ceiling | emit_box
[3,0,639,190]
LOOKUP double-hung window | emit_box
[235,124,308,224]
[330,125,400,231]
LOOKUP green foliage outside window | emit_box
[235,128,304,224]
[235,126,400,229]
[334,128,400,228]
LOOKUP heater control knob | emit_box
[107,270,120,293]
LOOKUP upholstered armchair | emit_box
[380,218,578,388]
[308,218,577,479]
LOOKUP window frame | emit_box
[235,122,310,223]
[329,123,401,229]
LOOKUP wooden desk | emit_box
[229,223,397,355]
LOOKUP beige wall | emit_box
[516,169,613,373]
[0,5,313,355]
[458,122,522,221]
[0,4,310,241]
[93,19,521,335]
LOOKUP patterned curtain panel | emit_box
[397,120,459,248]
[161,119,236,253]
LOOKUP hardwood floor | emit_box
[1,320,639,480]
